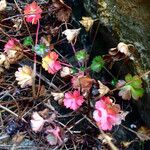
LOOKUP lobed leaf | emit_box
[91,56,105,73]
[23,36,33,46]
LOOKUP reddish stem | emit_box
[60,62,73,68]
[32,20,40,98]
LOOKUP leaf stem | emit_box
[109,70,150,93]
[32,20,40,98]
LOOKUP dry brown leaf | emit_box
[79,17,94,31]
[38,108,50,119]
[77,76,95,91]
[40,35,52,47]
[0,0,7,11]
[118,86,131,100]
[60,66,72,77]
[0,52,10,72]
[50,0,72,22]
[6,49,23,64]
[62,28,81,43]
[12,132,25,144]
[0,52,6,64]
[0,77,5,83]
[122,141,134,148]
[31,112,45,132]
[137,126,150,141]
[103,42,135,69]
[98,80,110,97]
[117,42,131,56]
[51,92,64,104]
[15,65,33,88]
[12,17,23,30]
[72,75,95,98]
[98,133,113,143]
[36,85,47,97]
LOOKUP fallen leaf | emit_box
[62,28,81,43]
[137,126,150,141]
[0,52,10,71]
[38,108,49,119]
[60,67,72,77]
[79,17,94,31]
[0,0,7,11]
[30,112,46,132]
[98,80,110,97]
[0,52,7,65]
[36,85,46,97]
[122,141,134,148]
[51,92,64,104]
[12,132,25,144]
[40,35,52,47]
[15,65,33,88]
[117,42,130,56]
[50,0,72,22]
[12,17,23,30]
[73,76,95,91]
[103,43,130,69]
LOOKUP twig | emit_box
[0,28,11,38]
[121,124,150,141]
[100,129,118,150]
[0,104,27,123]
[85,115,118,150]
[13,0,32,37]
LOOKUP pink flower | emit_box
[64,90,84,110]
[93,96,122,130]
[4,38,20,52]
[24,1,42,24]
[42,51,62,74]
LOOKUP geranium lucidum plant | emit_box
[119,74,144,100]
[93,96,122,130]
[24,1,42,24]
[63,90,84,110]
[42,51,62,74]
[91,56,105,73]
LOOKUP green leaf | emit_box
[35,44,49,56]
[119,74,144,100]
[75,50,88,62]
[125,74,143,88]
[130,75,142,88]
[125,74,133,82]
[72,67,78,74]
[80,66,86,71]
[91,56,105,72]
[131,87,144,100]
[111,78,118,86]
[23,36,33,46]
